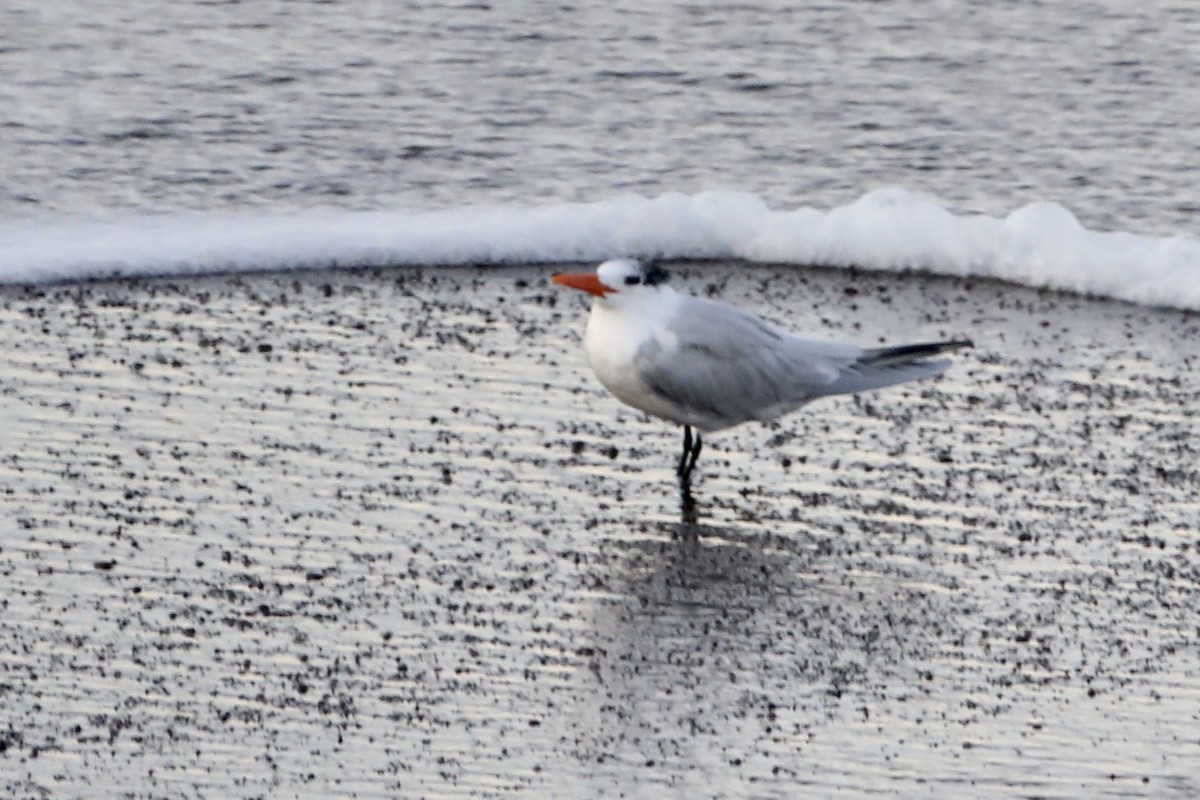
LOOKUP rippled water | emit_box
[3,0,1199,233]
[3,264,1199,798]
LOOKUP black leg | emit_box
[675,426,704,528]
[676,425,694,478]
[676,426,704,479]
[684,432,703,479]
[676,426,703,489]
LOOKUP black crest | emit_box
[643,263,670,286]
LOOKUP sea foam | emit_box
[1,188,1196,310]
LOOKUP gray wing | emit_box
[633,297,859,430]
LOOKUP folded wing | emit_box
[634,297,969,431]
[633,298,859,431]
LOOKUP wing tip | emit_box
[859,338,973,367]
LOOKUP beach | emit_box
[3,262,1197,797]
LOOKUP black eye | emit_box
[624,275,641,286]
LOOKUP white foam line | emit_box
[1,188,1197,309]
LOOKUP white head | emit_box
[552,258,671,304]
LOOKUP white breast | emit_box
[583,292,693,425]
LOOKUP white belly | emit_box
[583,301,704,427]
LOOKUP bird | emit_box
[552,258,970,494]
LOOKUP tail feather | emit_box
[858,339,973,367]
[816,339,972,399]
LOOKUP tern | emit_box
[552,258,970,494]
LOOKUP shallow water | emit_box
[2,263,1197,797]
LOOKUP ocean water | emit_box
[2,0,1198,301]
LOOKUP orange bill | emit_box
[552,272,612,296]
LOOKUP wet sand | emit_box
[2,263,1198,798]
